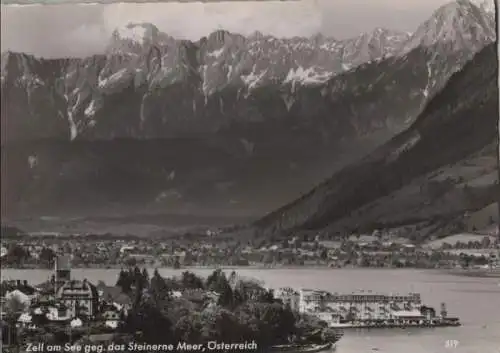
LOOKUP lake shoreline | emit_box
[2,267,499,353]
[0,264,445,272]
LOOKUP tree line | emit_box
[115,268,325,350]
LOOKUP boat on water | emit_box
[270,342,335,353]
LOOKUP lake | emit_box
[2,268,499,353]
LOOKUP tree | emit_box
[123,300,174,344]
[7,245,29,266]
[120,269,321,348]
[257,289,275,304]
[141,268,150,287]
[132,266,142,283]
[228,271,237,285]
[206,269,223,291]
[174,312,203,343]
[236,302,295,345]
[481,236,491,248]
[173,256,181,269]
[124,257,137,267]
[116,269,132,293]
[200,307,243,342]
[205,270,233,306]
[181,271,204,290]
[262,303,296,343]
[150,270,170,303]
[217,280,234,308]
[39,247,55,267]
[320,248,328,261]
[128,267,146,306]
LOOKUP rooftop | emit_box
[391,310,423,317]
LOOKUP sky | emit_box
[1,0,457,58]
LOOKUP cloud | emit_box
[1,1,322,57]
[316,0,450,38]
[101,1,321,39]
[64,24,108,56]
[1,0,451,58]
[1,4,105,57]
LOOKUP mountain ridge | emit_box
[0,0,496,223]
[1,0,494,143]
[254,43,499,239]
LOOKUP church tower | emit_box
[54,255,71,285]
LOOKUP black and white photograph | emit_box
[1,0,499,352]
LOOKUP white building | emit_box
[57,279,99,318]
[5,290,31,308]
[275,287,300,311]
[298,289,422,322]
[45,306,72,322]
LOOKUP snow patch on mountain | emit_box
[98,68,130,90]
[117,25,148,44]
[27,155,38,169]
[342,63,352,71]
[422,63,433,98]
[281,94,295,111]
[113,23,161,47]
[284,66,332,85]
[102,21,415,94]
[469,0,495,13]
[207,48,225,58]
[241,66,267,90]
[84,100,97,118]
[63,93,78,140]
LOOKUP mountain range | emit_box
[254,42,499,240]
[1,0,495,142]
[1,0,497,237]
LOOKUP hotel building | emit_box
[298,289,422,322]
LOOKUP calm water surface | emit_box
[2,268,499,353]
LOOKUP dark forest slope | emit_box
[255,43,499,239]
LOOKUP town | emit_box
[1,256,342,352]
[0,253,463,353]
[1,225,498,270]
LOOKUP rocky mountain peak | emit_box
[0,0,495,144]
[401,0,495,53]
[205,29,236,43]
[1,2,497,221]
[469,0,495,13]
[108,23,163,53]
[343,27,410,64]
